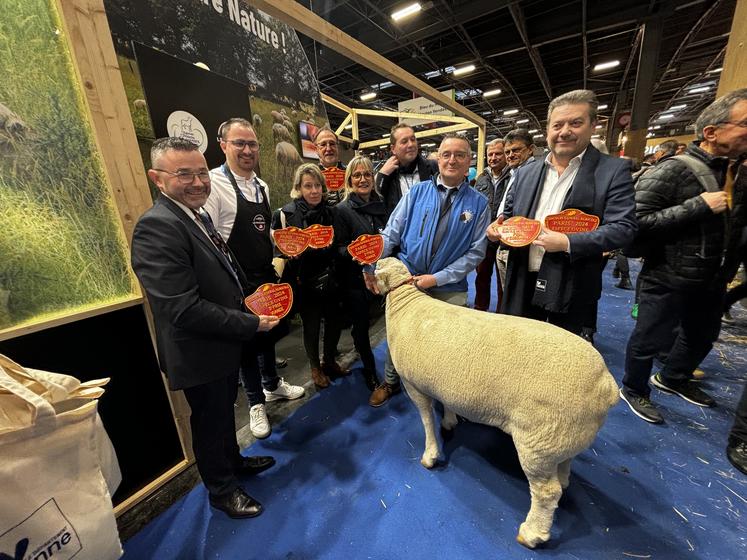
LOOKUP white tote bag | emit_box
[0,355,122,560]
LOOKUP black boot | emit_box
[612,267,620,278]
[616,276,633,290]
[362,368,379,392]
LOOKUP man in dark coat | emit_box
[375,123,439,216]
[472,138,506,311]
[487,89,637,334]
[131,137,277,519]
[620,89,747,429]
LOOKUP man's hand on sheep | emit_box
[486,215,504,242]
[412,274,438,290]
[363,271,380,294]
[532,228,571,253]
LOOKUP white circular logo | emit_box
[167,110,208,153]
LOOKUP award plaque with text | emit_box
[347,234,384,264]
[304,224,334,249]
[322,167,346,191]
[500,216,542,247]
[272,226,310,257]
[244,283,294,319]
[544,209,599,234]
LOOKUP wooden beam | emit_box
[334,113,352,136]
[358,122,477,149]
[321,92,353,114]
[353,108,472,124]
[247,0,486,127]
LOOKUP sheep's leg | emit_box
[441,407,458,431]
[515,453,563,548]
[402,380,441,468]
[557,458,572,490]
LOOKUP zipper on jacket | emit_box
[419,210,429,236]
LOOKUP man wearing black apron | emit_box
[206,118,304,440]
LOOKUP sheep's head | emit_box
[375,257,411,294]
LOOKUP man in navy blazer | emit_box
[131,137,278,519]
[487,90,637,334]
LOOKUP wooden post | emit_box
[55,0,193,512]
[717,0,747,96]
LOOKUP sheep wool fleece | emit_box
[375,257,619,549]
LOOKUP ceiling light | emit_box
[591,134,600,139]
[516,118,530,124]
[344,124,353,130]
[597,104,608,110]
[360,92,377,101]
[595,125,603,129]
[533,134,544,138]
[452,64,475,76]
[381,133,389,137]
[653,125,661,129]
[658,114,675,120]
[503,109,519,116]
[391,3,422,21]
[593,60,620,72]
[483,88,502,97]
[708,67,723,74]
[646,133,653,138]
[688,86,710,94]
[669,104,687,110]
[481,111,492,116]
[528,129,539,134]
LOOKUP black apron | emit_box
[222,163,276,292]
[222,164,289,341]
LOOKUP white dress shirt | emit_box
[205,165,271,241]
[528,149,587,272]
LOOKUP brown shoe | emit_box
[311,367,330,389]
[368,382,401,407]
[322,361,350,379]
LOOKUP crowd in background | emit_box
[130,87,747,519]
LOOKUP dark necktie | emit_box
[192,209,235,268]
[431,187,457,257]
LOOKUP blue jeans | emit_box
[239,332,280,406]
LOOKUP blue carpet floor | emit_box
[123,263,747,559]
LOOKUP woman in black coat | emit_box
[272,163,346,389]
[333,155,388,391]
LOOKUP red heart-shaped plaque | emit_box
[347,234,384,264]
[544,208,600,234]
[500,216,542,247]
[273,227,310,257]
[244,283,294,319]
[304,224,335,249]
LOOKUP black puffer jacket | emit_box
[474,166,510,220]
[634,142,744,288]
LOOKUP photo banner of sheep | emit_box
[104,0,330,209]
[0,0,138,334]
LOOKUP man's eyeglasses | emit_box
[225,139,260,151]
[720,120,747,128]
[154,169,210,184]
[351,171,373,180]
[317,141,338,149]
[504,146,528,155]
[439,151,469,161]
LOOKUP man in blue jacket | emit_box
[364,133,490,406]
[487,89,637,335]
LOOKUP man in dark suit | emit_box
[131,137,278,519]
[375,123,439,216]
[487,90,637,334]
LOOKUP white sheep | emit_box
[272,122,292,144]
[374,257,619,548]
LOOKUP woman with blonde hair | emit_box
[272,163,347,388]
[333,155,387,391]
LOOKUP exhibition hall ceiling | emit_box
[297,0,736,143]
